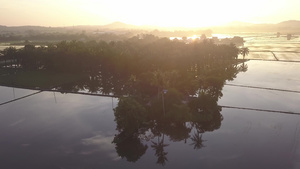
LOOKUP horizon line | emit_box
[1,19,300,29]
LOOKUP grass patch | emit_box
[0,69,87,89]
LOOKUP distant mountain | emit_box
[277,20,300,27]
[100,22,139,29]
[1,20,300,35]
[225,20,300,27]
[211,20,300,33]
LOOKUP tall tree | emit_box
[240,47,249,60]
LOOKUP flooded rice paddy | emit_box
[241,33,300,61]
[1,34,300,169]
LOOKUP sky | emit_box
[1,0,300,27]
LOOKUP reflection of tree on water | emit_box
[190,131,205,150]
[112,92,224,165]
[108,38,247,165]
[112,97,148,162]
[151,134,169,166]
[113,131,148,162]
[112,62,245,165]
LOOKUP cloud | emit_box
[81,133,120,161]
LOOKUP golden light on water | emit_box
[190,35,198,40]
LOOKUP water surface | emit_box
[0,60,300,169]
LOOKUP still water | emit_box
[0,60,300,169]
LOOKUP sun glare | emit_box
[1,0,298,27]
[76,0,241,27]
[190,35,198,40]
[74,0,290,28]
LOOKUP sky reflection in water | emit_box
[0,61,300,169]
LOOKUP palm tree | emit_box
[151,70,164,99]
[151,134,169,166]
[190,131,205,150]
[240,47,249,60]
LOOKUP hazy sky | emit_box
[1,0,300,27]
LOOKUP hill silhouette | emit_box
[277,20,300,27]
[101,22,138,29]
[1,20,300,36]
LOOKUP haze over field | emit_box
[1,0,300,28]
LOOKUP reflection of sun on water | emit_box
[190,35,198,40]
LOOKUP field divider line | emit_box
[271,51,279,61]
[42,89,120,98]
[220,105,300,115]
[247,59,300,62]
[0,91,42,106]
[250,50,300,53]
[225,83,300,94]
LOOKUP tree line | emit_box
[0,34,248,96]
